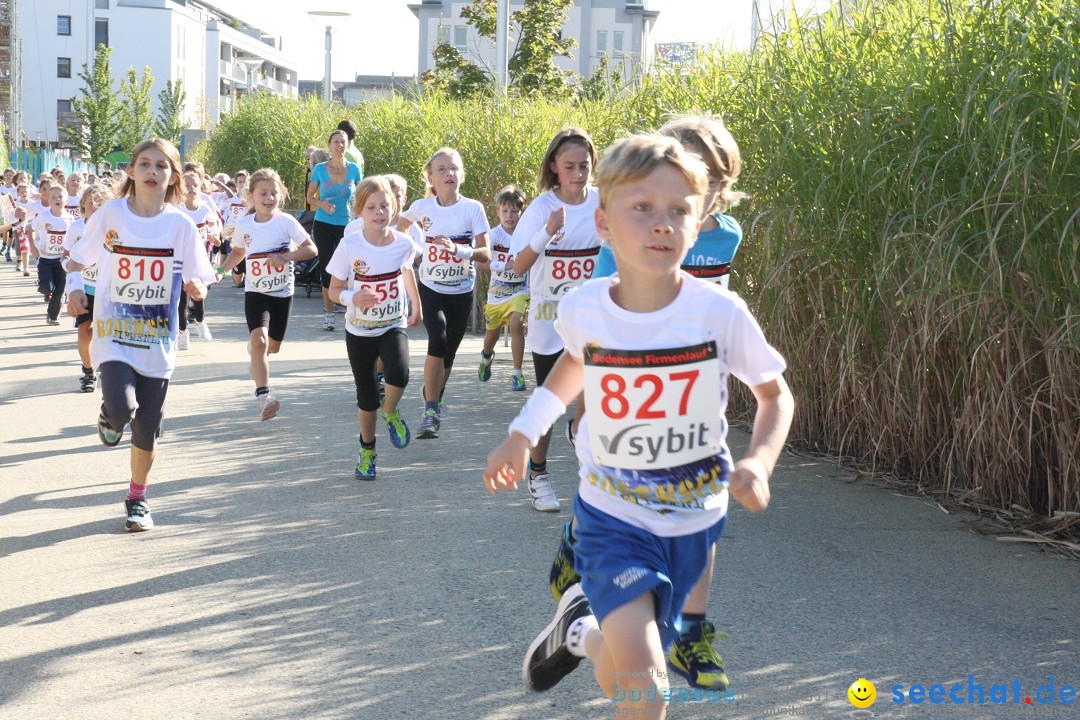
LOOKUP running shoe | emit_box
[478,351,493,382]
[79,373,96,393]
[124,498,154,532]
[98,410,123,447]
[322,313,336,331]
[377,373,386,404]
[419,387,446,415]
[522,583,592,692]
[256,393,280,421]
[45,316,60,326]
[668,621,730,690]
[549,521,581,601]
[528,473,560,512]
[23,269,30,276]
[418,408,440,439]
[382,409,411,448]
[355,446,377,480]
[565,420,576,449]
[511,372,527,391]
[177,329,190,350]
[196,320,212,340]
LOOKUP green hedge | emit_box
[195,0,1079,519]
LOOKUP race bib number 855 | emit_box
[583,342,722,469]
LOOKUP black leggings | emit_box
[177,290,205,331]
[37,257,66,321]
[99,361,170,451]
[312,219,346,289]
[533,349,564,386]
[245,292,293,341]
[419,283,472,369]
[345,328,410,411]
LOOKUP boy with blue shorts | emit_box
[484,134,794,719]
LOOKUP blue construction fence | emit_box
[9,148,97,177]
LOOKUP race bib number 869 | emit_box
[583,342,722,470]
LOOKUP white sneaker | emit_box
[322,313,336,331]
[256,393,280,421]
[196,320,212,340]
[528,473,561,512]
[177,329,190,350]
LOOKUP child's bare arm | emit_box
[728,375,794,512]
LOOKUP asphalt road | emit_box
[1,266,1077,720]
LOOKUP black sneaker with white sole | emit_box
[522,582,593,692]
[124,498,153,532]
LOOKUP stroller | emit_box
[294,210,320,298]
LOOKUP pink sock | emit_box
[126,482,147,501]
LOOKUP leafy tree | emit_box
[63,44,122,164]
[118,66,156,150]
[154,79,188,144]
[422,0,576,97]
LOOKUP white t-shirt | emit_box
[555,274,787,537]
[326,228,417,337]
[486,224,527,305]
[180,202,221,255]
[15,198,34,228]
[510,188,602,355]
[69,198,216,379]
[62,217,99,292]
[405,196,489,295]
[220,195,247,237]
[66,195,82,218]
[233,212,310,297]
[32,211,74,258]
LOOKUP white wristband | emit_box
[454,244,474,261]
[66,271,86,294]
[338,289,355,307]
[507,386,566,448]
[489,260,506,273]
[529,228,554,254]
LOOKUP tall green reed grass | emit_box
[195,0,1078,518]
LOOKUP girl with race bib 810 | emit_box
[508,128,601,512]
[218,168,317,421]
[65,138,216,533]
[405,148,491,440]
[328,176,422,480]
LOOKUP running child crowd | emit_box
[8,112,793,720]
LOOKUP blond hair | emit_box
[116,138,184,205]
[245,168,288,215]
[658,114,746,214]
[596,134,709,213]
[423,147,464,198]
[79,184,112,214]
[352,176,398,218]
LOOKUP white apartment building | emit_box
[408,0,660,83]
[16,0,298,151]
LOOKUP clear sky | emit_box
[213,0,824,82]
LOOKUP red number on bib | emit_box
[600,374,629,419]
[117,257,131,279]
[551,259,565,279]
[427,246,439,263]
[150,259,165,282]
[634,374,665,419]
[670,370,699,415]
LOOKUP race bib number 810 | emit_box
[110,246,173,306]
[583,342,722,470]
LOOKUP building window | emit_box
[58,58,72,78]
[95,19,109,48]
[57,99,72,118]
[95,0,109,8]
[613,31,624,56]
[454,25,468,51]
[596,30,607,55]
[57,15,72,35]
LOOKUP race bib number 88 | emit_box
[583,342,722,470]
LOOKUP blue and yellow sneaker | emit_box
[478,350,493,382]
[549,521,581,601]
[355,446,377,480]
[511,372,527,391]
[382,409,410,448]
[668,621,730,690]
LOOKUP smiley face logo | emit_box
[848,678,876,708]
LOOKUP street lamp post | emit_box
[236,57,264,99]
[308,11,351,103]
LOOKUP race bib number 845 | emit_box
[583,342,722,470]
